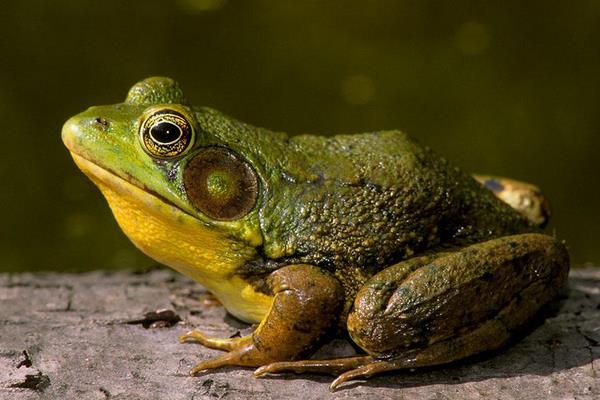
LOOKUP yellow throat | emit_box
[70,153,272,323]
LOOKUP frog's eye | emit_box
[183,147,258,221]
[139,108,194,158]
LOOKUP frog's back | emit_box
[258,130,535,272]
[286,130,426,189]
[196,108,533,278]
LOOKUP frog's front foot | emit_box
[179,329,251,352]
[180,329,268,375]
[180,331,258,375]
[179,264,344,377]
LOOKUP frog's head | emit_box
[62,77,279,322]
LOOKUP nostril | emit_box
[93,117,110,131]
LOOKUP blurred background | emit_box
[1,0,598,272]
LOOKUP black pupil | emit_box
[150,121,181,144]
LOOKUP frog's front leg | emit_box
[180,264,345,375]
[258,233,569,390]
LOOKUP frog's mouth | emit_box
[68,152,188,216]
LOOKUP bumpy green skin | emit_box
[194,100,539,305]
[200,107,537,257]
[64,77,570,384]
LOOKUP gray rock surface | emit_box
[0,267,598,400]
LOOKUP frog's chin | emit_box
[68,152,272,323]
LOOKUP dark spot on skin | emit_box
[511,254,530,275]
[480,271,494,281]
[483,179,504,192]
[94,117,109,131]
[293,321,313,333]
[507,240,519,249]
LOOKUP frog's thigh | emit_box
[348,233,569,362]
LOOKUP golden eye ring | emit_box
[139,108,195,158]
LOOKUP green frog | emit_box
[62,77,569,390]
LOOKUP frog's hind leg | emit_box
[254,355,374,378]
[256,233,569,391]
[259,297,554,391]
[474,174,551,227]
[329,277,557,390]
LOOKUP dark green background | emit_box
[1,1,598,272]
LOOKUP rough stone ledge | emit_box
[0,267,598,400]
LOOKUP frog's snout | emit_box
[61,114,84,152]
[62,109,112,155]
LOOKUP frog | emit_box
[62,77,569,390]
